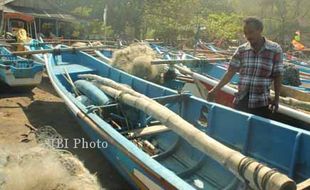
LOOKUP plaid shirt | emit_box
[229,39,283,108]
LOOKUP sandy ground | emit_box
[0,74,131,190]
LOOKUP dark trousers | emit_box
[234,94,271,119]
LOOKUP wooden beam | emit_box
[11,45,109,55]
[151,57,230,65]
[297,179,310,190]
[122,125,170,139]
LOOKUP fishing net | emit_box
[111,43,165,82]
[282,63,301,86]
[0,126,101,190]
[35,125,64,148]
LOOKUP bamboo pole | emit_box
[11,45,109,56]
[0,43,12,47]
[81,74,296,190]
[79,74,145,98]
[42,38,117,45]
[0,39,15,42]
[279,97,310,111]
[151,58,230,65]
[8,42,60,46]
[278,85,310,102]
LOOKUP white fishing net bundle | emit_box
[111,43,164,82]
[0,126,101,190]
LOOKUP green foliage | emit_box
[204,13,242,42]
[143,0,204,45]
[71,6,93,17]
[58,0,310,47]
[71,19,113,39]
[231,0,310,46]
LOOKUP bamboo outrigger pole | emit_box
[151,58,230,65]
[10,45,109,56]
[80,74,296,190]
[8,42,60,46]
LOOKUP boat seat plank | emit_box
[153,138,181,160]
[177,156,206,178]
[53,63,94,75]
[122,125,170,139]
[297,179,310,190]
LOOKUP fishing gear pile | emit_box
[0,126,101,190]
[111,43,164,82]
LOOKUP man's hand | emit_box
[269,99,279,113]
[207,89,216,102]
[206,66,237,102]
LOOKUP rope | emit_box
[253,163,265,189]
[238,157,255,186]
[262,169,277,190]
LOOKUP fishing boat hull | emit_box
[0,47,44,88]
[24,39,51,64]
[151,44,310,128]
[94,49,113,63]
[46,52,196,189]
[72,111,176,189]
[46,49,310,189]
[0,68,43,87]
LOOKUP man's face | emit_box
[243,24,262,46]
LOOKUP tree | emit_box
[143,0,205,45]
[54,0,310,47]
[200,13,242,46]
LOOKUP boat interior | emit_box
[0,47,41,70]
[49,50,310,189]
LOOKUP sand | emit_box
[0,74,130,190]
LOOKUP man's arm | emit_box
[270,45,283,112]
[270,75,282,112]
[274,75,282,102]
[207,67,238,101]
[207,47,240,101]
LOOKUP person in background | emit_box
[207,17,283,119]
[291,30,305,50]
[294,31,301,42]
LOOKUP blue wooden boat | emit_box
[0,46,44,88]
[152,44,310,94]
[284,54,310,69]
[24,38,52,64]
[191,61,310,93]
[95,49,114,63]
[150,43,310,128]
[46,48,310,190]
[296,65,310,75]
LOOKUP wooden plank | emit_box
[122,125,170,139]
[297,179,310,190]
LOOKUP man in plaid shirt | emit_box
[208,17,283,118]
